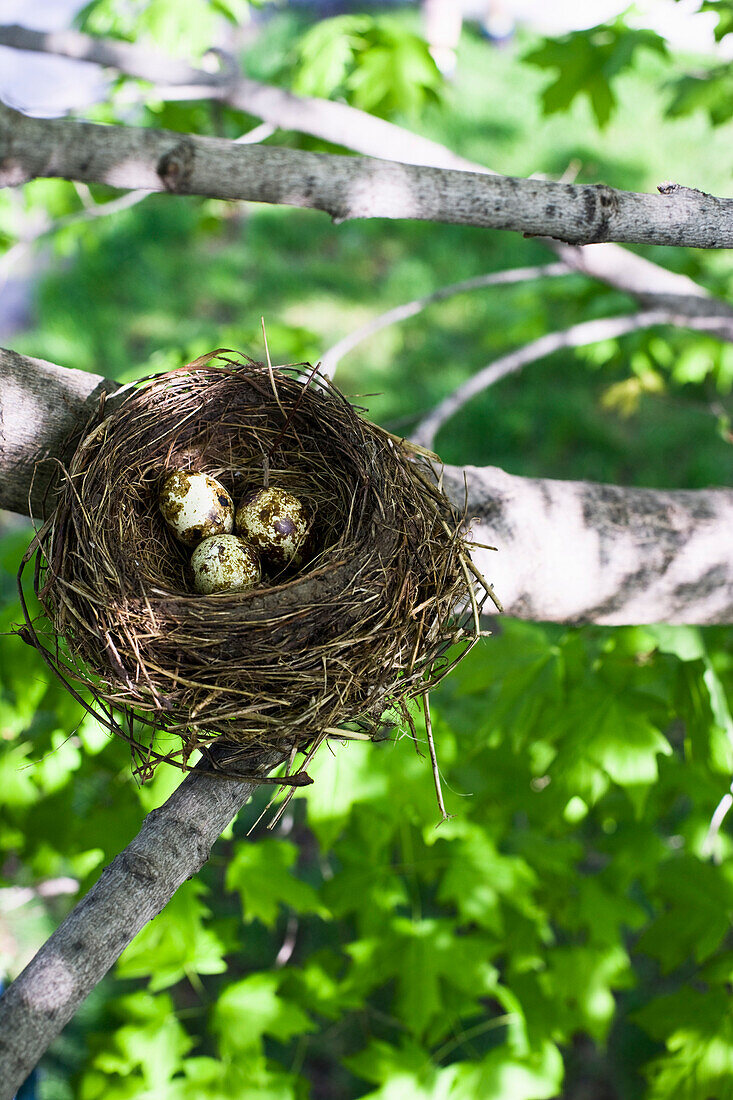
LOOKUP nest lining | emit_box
[19,352,486,782]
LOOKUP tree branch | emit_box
[0,749,280,1100]
[319,261,569,378]
[1,102,732,248]
[412,310,733,449]
[2,347,731,625]
[450,465,733,626]
[4,21,733,322]
[0,24,484,174]
[0,348,113,519]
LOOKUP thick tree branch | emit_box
[412,310,733,449]
[0,348,113,518]
[0,24,484,174]
[2,347,731,625]
[0,749,279,1100]
[450,466,733,626]
[1,103,732,248]
[4,22,733,323]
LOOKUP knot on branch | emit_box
[121,849,158,884]
[158,139,195,193]
[584,183,620,243]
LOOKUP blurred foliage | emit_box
[75,0,274,55]
[290,13,443,117]
[525,0,733,130]
[523,19,668,128]
[2,3,733,1099]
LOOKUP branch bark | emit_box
[4,21,733,329]
[0,749,279,1100]
[1,102,733,248]
[0,348,113,519]
[449,466,733,626]
[2,346,732,624]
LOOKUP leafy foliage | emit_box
[523,19,668,128]
[290,14,444,118]
[2,5,733,1099]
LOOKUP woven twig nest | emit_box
[19,352,487,783]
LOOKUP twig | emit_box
[702,782,733,862]
[0,189,150,291]
[319,262,569,379]
[423,693,450,824]
[411,310,733,448]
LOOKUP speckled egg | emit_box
[159,471,234,546]
[190,535,261,594]
[235,487,311,568]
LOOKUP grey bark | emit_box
[0,24,484,174]
[0,348,113,519]
[2,346,732,624]
[1,103,733,248]
[451,466,733,626]
[4,22,733,328]
[0,750,280,1100]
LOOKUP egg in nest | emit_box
[235,487,311,568]
[159,471,234,546]
[191,534,261,594]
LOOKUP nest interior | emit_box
[21,353,483,781]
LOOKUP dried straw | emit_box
[18,352,486,783]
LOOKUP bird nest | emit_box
[18,351,490,785]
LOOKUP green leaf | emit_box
[292,16,367,99]
[524,21,667,127]
[427,819,542,934]
[90,991,193,1090]
[635,988,733,1100]
[346,1039,460,1100]
[212,973,313,1059]
[117,880,228,990]
[545,683,672,809]
[225,837,324,927]
[645,624,706,663]
[300,741,389,848]
[448,623,563,751]
[667,66,733,126]
[513,943,632,1045]
[636,856,733,972]
[291,13,443,119]
[345,917,499,1039]
[451,1041,563,1100]
[0,743,39,808]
